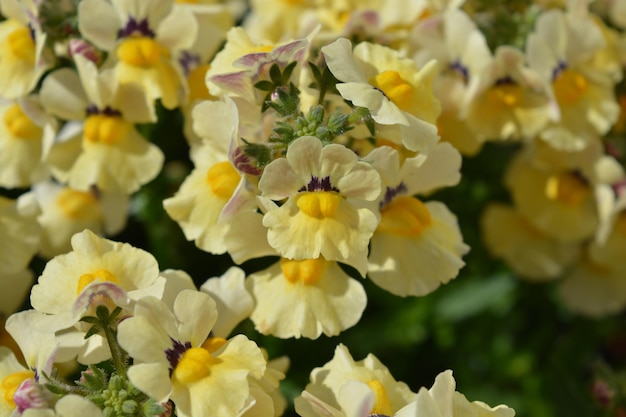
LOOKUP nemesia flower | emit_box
[117,290,266,417]
[481,203,579,280]
[505,142,624,243]
[258,136,381,276]
[78,0,198,109]
[0,0,52,98]
[0,347,37,416]
[29,229,165,363]
[295,343,416,417]
[0,96,56,188]
[207,26,312,106]
[526,6,619,150]
[246,256,367,339]
[322,38,440,152]
[40,55,163,194]
[30,181,129,259]
[365,144,469,296]
[464,46,551,141]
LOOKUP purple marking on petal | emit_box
[449,60,469,82]
[298,176,340,193]
[165,338,191,372]
[209,71,250,97]
[551,61,567,81]
[495,75,515,86]
[379,182,407,209]
[179,51,201,77]
[117,17,155,39]
[72,282,129,317]
[86,105,122,117]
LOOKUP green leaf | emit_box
[281,61,298,84]
[269,63,282,85]
[254,80,275,91]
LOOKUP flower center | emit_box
[7,24,35,64]
[187,64,212,103]
[84,114,131,145]
[173,347,222,385]
[296,191,341,219]
[56,189,102,220]
[1,371,34,408]
[378,196,431,236]
[206,161,240,200]
[76,269,120,295]
[280,257,327,285]
[486,84,524,107]
[553,69,587,105]
[370,70,414,110]
[116,37,163,68]
[3,103,42,140]
[367,380,394,416]
[544,173,589,206]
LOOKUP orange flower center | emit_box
[3,103,42,140]
[7,24,35,64]
[56,189,102,220]
[281,257,327,285]
[1,370,34,407]
[553,69,587,105]
[206,161,240,200]
[378,196,431,236]
[116,37,163,68]
[296,191,341,219]
[370,70,414,110]
[544,173,589,206]
[84,114,131,145]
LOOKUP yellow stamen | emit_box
[486,84,524,107]
[116,37,162,68]
[378,196,431,237]
[553,69,588,105]
[76,269,120,295]
[296,191,341,219]
[56,189,101,220]
[201,337,227,353]
[367,380,394,416]
[370,70,414,110]
[83,114,130,145]
[545,173,589,206]
[173,347,222,384]
[250,44,274,53]
[1,370,34,407]
[206,161,240,199]
[3,103,42,140]
[281,257,327,285]
[7,25,35,64]
[187,64,212,103]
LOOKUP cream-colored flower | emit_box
[0,346,35,417]
[78,0,198,109]
[40,55,163,194]
[464,46,551,141]
[0,96,56,188]
[117,290,266,417]
[526,6,619,151]
[295,343,416,417]
[481,203,579,281]
[365,144,469,296]
[322,38,440,152]
[505,142,624,243]
[30,181,128,259]
[0,0,52,98]
[246,256,367,339]
[258,136,380,276]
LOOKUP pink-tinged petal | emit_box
[339,381,375,417]
[208,71,254,99]
[128,363,172,403]
[322,38,368,83]
[72,282,130,318]
[78,0,121,51]
[173,290,217,347]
